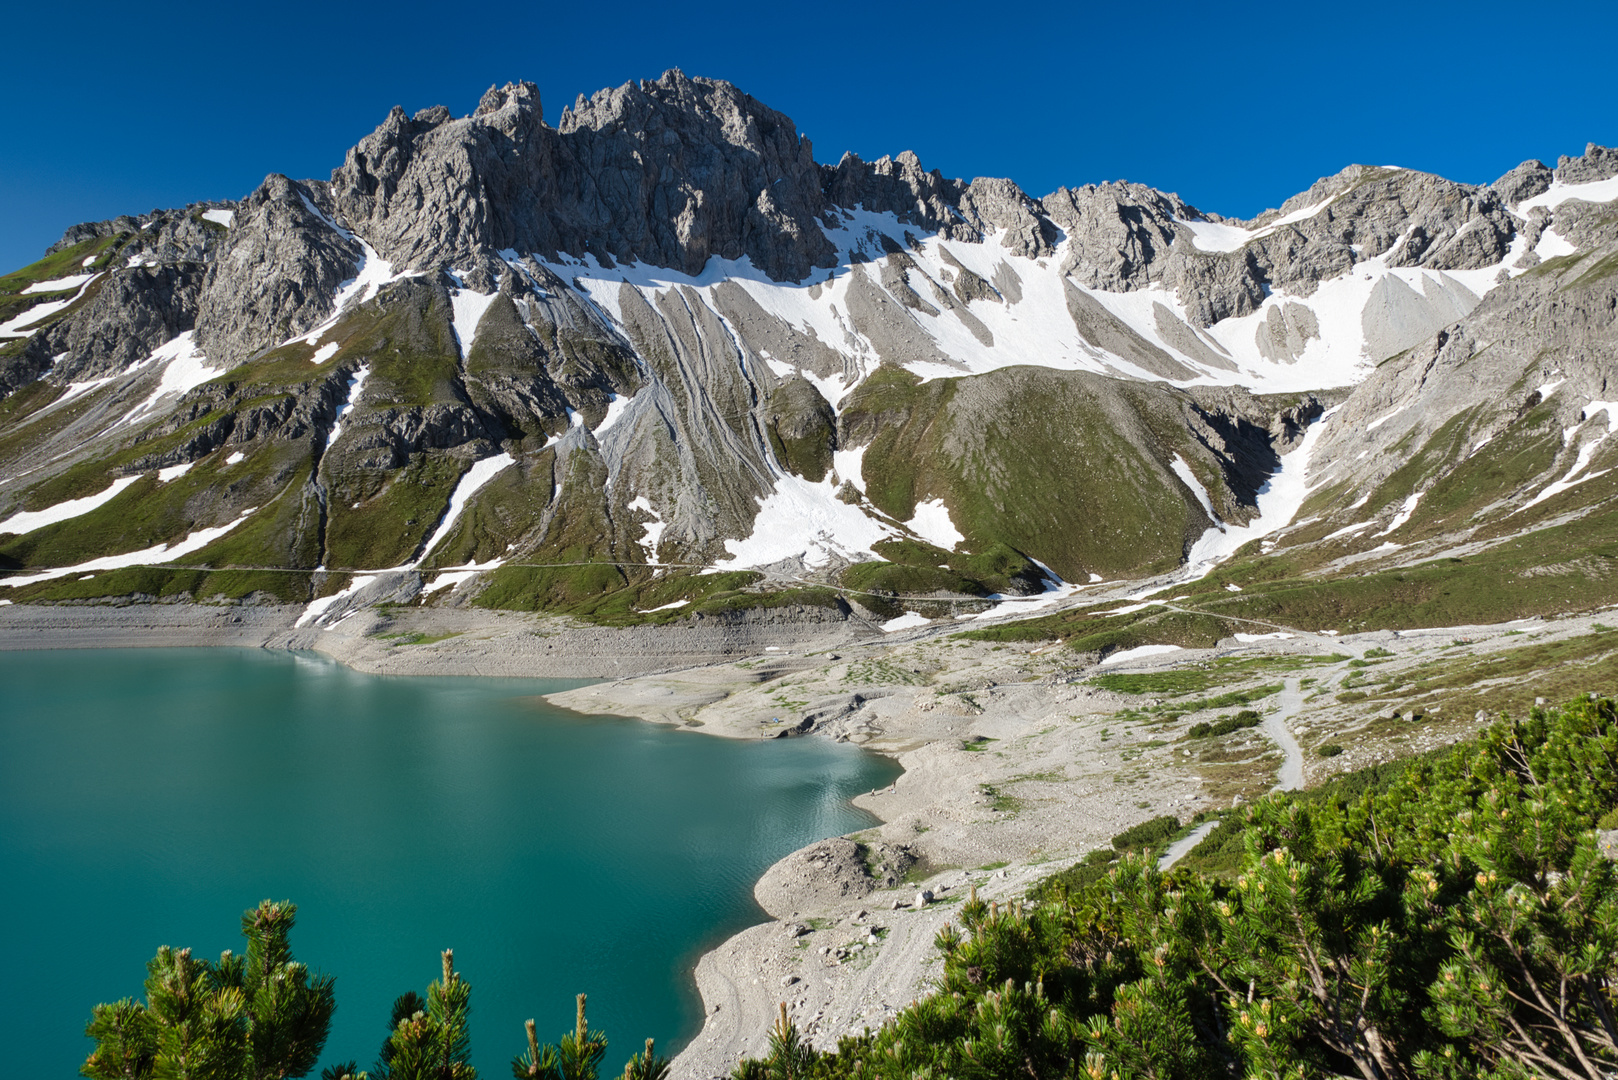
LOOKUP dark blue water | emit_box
[0,649,897,1078]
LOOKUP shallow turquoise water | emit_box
[0,648,898,1078]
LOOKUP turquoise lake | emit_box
[0,648,898,1078]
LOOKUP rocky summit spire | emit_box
[327,69,837,288]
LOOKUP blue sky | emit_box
[2,0,1613,271]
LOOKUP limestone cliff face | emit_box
[329,73,837,289]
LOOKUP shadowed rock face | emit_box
[51,265,206,382]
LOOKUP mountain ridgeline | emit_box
[1,70,1616,633]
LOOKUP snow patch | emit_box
[289,200,410,347]
[1323,520,1376,541]
[833,444,869,493]
[716,474,896,570]
[326,365,370,448]
[157,462,193,482]
[1516,402,1618,512]
[120,333,221,426]
[960,579,1081,622]
[224,451,245,465]
[1235,632,1294,643]
[1177,194,1341,254]
[1516,175,1618,215]
[627,496,667,565]
[201,209,235,228]
[1105,599,1166,616]
[310,342,339,365]
[1378,492,1424,536]
[638,599,689,612]
[1185,406,1342,574]
[0,274,101,338]
[1534,226,1576,261]
[1365,405,1405,432]
[1177,219,1253,253]
[22,273,98,294]
[420,558,506,596]
[0,507,257,588]
[904,498,963,551]
[0,476,141,536]
[449,286,499,359]
[409,453,516,568]
[1169,455,1218,519]
[50,373,119,409]
[881,612,932,633]
[1101,644,1183,665]
[294,574,377,627]
[593,393,633,437]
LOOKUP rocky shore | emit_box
[3,598,1610,1078]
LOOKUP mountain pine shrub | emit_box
[734,694,1618,1079]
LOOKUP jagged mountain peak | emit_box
[3,74,1617,629]
[329,68,835,289]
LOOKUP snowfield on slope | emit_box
[503,199,1531,576]
[534,203,1522,402]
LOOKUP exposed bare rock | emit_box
[1161,166,1515,328]
[958,177,1058,258]
[195,174,361,368]
[822,150,973,240]
[1152,301,1236,371]
[1168,246,1269,327]
[763,376,835,482]
[1254,301,1321,364]
[49,202,235,264]
[1306,212,1618,541]
[1042,181,1187,291]
[1492,159,1554,205]
[1063,280,1196,380]
[1556,142,1618,184]
[755,837,877,916]
[709,280,845,380]
[331,71,837,286]
[45,265,205,382]
[1359,272,1479,364]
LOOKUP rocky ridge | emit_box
[0,71,1614,640]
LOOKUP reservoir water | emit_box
[0,648,898,1078]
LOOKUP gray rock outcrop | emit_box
[1492,160,1554,205]
[46,264,205,382]
[330,72,837,289]
[1556,142,1618,184]
[195,174,361,368]
[1042,181,1189,291]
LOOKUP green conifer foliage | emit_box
[375,951,476,1080]
[82,901,333,1080]
[616,1038,670,1080]
[731,695,1618,1080]
[510,994,608,1080]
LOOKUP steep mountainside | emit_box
[1,70,1614,636]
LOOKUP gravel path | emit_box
[1267,677,1307,792]
[1159,821,1219,870]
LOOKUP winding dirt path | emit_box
[1162,674,1308,871]
[1267,677,1307,792]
